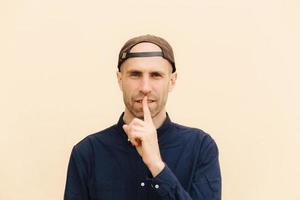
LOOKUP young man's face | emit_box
[117,42,177,120]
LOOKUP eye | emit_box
[151,72,163,78]
[129,71,141,77]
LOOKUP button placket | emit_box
[151,183,160,189]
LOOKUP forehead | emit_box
[130,42,162,52]
[121,42,172,73]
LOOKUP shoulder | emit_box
[71,124,117,158]
[171,122,219,157]
[172,122,216,144]
[173,122,220,162]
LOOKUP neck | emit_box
[123,108,167,129]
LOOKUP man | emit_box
[64,34,221,200]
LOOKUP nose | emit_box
[140,76,151,95]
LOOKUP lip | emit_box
[135,99,156,103]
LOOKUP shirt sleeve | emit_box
[64,146,90,200]
[147,136,221,200]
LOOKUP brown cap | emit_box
[117,34,176,73]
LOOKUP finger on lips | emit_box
[122,96,153,147]
[142,96,152,123]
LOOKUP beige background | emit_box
[1,0,299,199]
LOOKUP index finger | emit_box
[142,96,152,123]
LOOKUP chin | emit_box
[131,110,144,119]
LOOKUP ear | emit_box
[116,71,123,91]
[168,72,177,92]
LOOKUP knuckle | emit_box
[133,118,139,123]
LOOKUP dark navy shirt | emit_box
[64,113,221,200]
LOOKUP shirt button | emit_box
[154,184,159,189]
[140,182,145,187]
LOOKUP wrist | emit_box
[147,160,165,177]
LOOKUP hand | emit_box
[123,96,165,177]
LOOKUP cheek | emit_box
[122,82,137,97]
[155,83,170,98]
[121,81,133,92]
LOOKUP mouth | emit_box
[135,99,155,104]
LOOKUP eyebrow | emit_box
[126,69,167,76]
[126,70,141,75]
